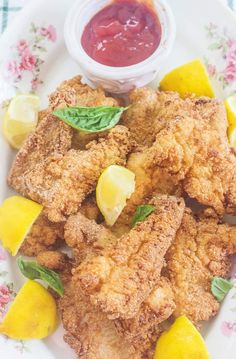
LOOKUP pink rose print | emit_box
[0,285,11,316]
[0,247,7,261]
[223,61,236,83]
[6,22,57,92]
[17,39,29,55]
[40,25,57,42]
[31,77,41,91]
[221,321,236,338]
[226,38,236,62]
[20,49,37,71]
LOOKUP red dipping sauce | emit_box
[81,0,162,67]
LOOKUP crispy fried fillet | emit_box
[49,76,118,110]
[8,112,73,201]
[60,276,140,359]
[114,277,175,351]
[64,212,117,264]
[42,125,131,222]
[8,76,122,219]
[120,115,194,224]
[37,250,68,271]
[20,212,64,256]
[74,196,184,320]
[166,208,236,324]
[19,196,99,257]
[64,213,174,351]
[38,252,140,358]
[9,121,130,223]
[122,89,236,218]
[49,75,119,150]
[122,88,193,148]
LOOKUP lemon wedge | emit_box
[154,316,211,359]
[159,59,214,98]
[225,95,236,127]
[228,125,236,147]
[0,280,57,340]
[2,94,39,149]
[96,165,135,226]
[0,196,43,256]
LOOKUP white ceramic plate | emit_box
[0,0,236,358]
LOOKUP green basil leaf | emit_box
[53,106,128,133]
[211,276,234,302]
[17,256,64,297]
[131,205,156,227]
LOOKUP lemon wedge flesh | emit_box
[154,316,211,359]
[2,94,39,149]
[160,59,214,98]
[225,95,236,127]
[0,196,43,256]
[228,125,236,147]
[96,165,135,226]
[0,280,57,340]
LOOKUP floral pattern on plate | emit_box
[0,245,30,354]
[5,22,56,93]
[204,23,236,96]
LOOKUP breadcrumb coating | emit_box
[74,196,184,320]
[167,208,236,323]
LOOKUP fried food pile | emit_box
[8,77,236,358]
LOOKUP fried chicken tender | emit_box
[122,89,236,218]
[20,212,64,256]
[166,208,236,324]
[74,196,185,320]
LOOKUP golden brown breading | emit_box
[79,195,101,221]
[183,96,236,215]
[122,89,236,219]
[60,277,140,359]
[166,208,236,324]
[49,75,118,110]
[9,123,130,223]
[120,115,193,224]
[64,212,117,264]
[42,125,131,222]
[49,75,119,150]
[64,212,174,353]
[37,250,68,271]
[8,76,123,216]
[114,277,175,351]
[20,212,64,256]
[19,195,99,257]
[8,112,73,202]
[74,196,185,320]
[122,88,193,147]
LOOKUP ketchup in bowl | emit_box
[81,0,162,67]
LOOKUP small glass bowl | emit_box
[64,0,176,94]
